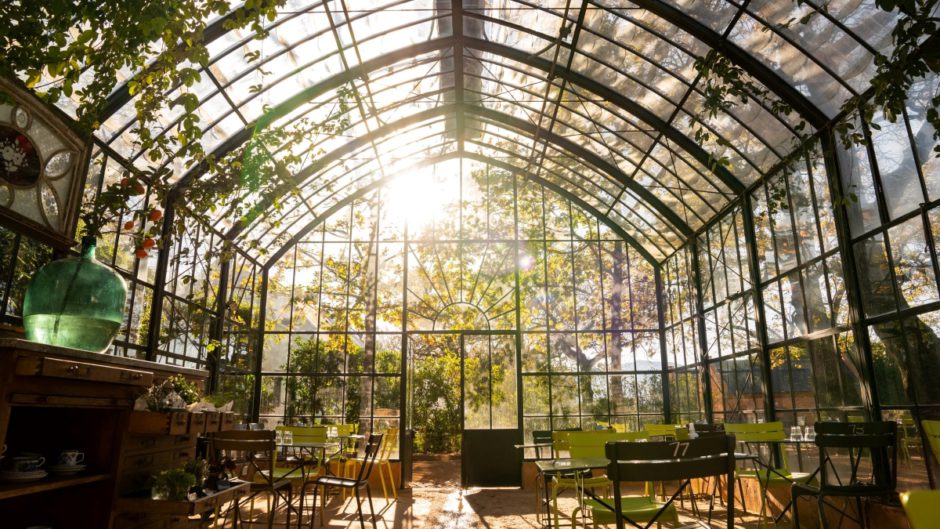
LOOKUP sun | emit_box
[382,160,461,233]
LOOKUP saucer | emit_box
[48,464,86,475]
[0,469,48,482]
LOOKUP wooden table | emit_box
[113,481,250,529]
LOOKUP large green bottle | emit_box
[23,236,127,353]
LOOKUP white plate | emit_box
[0,470,48,482]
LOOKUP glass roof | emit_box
[66,0,897,264]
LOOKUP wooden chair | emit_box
[589,434,737,529]
[306,433,384,528]
[792,421,898,529]
[207,430,294,529]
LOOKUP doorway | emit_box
[404,331,521,487]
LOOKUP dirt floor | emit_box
[239,458,771,528]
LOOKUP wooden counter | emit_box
[0,339,210,529]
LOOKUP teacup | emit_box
[11,454,45,472]
[58,449,85,466]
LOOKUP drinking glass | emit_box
[789,426,803,441]
[805,426,816,442]
[284,430,294,446]
[275,429,283,445]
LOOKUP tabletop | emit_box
[513,442,553,449]
[535,457,608,473]
[277,441,337,449]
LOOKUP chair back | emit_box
[532,430,554,459]
[724,421,785,442]
[551,429,581,457]
[208,430,277,485]
[379,428,400,461]
[567,431,647,459]
[922,419,940,462]
[276,425,328,444]
[643,423,689,440]
[605,435,737,529]
[901,489,940,529]
[814,421,897,492]
[353,433,385,483]
[696,423,725,434]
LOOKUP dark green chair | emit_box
[792,421,897,529]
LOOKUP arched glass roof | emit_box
[66,0,899,264]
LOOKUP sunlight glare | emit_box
[383,162,460,232]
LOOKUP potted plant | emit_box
[130,377,199,435]
[150,467,197,502]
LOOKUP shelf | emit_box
[0,473,110,500]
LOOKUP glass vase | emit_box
[22,236,127,353]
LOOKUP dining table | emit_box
[534,457,609,528]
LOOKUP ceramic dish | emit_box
[0,469,48,482]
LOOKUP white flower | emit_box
[0,139,28,174]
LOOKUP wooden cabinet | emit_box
[0,339,208,529]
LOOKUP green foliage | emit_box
[0,1,353,257]
[167,374,201,405]
[411,344,462,454]
[150,467,197,501]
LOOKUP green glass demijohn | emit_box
[23,236,127,353]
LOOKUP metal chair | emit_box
[791,421,898,529]
[559,431,648,528]
[901,489,940,529]
[589,434,737,529]
[725,421,816,527]
[207,430,294,529]
[642,423,689,441]
[922,419,940,463]
[306,433,384,528]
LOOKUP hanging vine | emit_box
[0,1,351,257]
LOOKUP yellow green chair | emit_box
[901,489,940,529]
[577,432,682,528]
[554,431,651,528]
[347,427,399,500]
[643,423,690,441]
[725,421,816,529]
[922,419,940,457]
[899,416,923,465]
[271,425,329,480]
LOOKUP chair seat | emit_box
[792,481,896,498]
[315,476,360,488]
[259,466,303,481]
[554,475,612,489]
[738,468,816,485]
[587,496,678,524]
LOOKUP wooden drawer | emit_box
[204,411,220,432]
[123,434,196,455]
[129,411,191,435]
[15,355,153,387]
[188,413,206,434]
[220,412,235,431]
